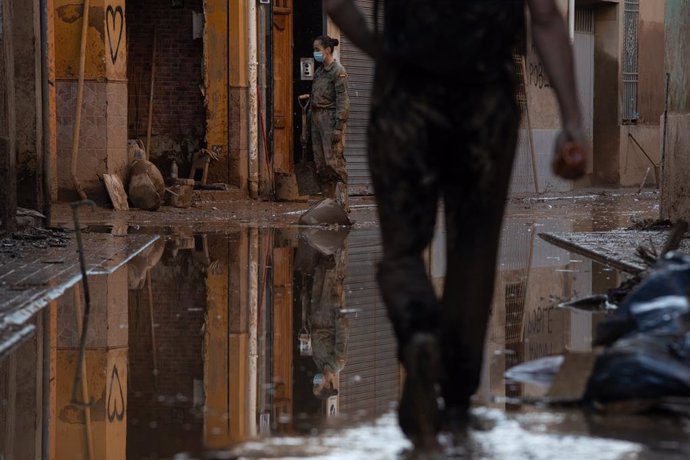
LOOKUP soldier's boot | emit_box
[398,333,442,452]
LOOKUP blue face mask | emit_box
[313,51,325,63]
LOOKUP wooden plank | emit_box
[0,0,17,232]
[539,229,690,275]
[103,173,129,211]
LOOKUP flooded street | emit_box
[3,190,690,459]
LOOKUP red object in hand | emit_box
[553,142,587,180]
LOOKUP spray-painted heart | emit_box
[106,5,124,65]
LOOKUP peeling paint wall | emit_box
[661,0,690,219]
[14,0,44,210]
[593,3,621,184]
[227,0,249,191]
[54,0,128,201]
[203,0,230,185]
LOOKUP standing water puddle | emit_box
[2,193,690,458]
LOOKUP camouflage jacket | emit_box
[311,60,350,131]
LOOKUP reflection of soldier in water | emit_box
[295,229,350,401]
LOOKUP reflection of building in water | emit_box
[55,269,130,459]
[429,217,624,406]
[339,229,399,418]
[127,236,206,457]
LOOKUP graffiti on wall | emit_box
[106,5,124,65]
[527,45,551,90]
[107,364,126,422]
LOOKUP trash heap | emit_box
[585,252,690,405]
[507,251,690,412]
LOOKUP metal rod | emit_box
[248,0,260,199]
[70,0,90,200]
[69,199,96,459]
[627,133,657,168]
[521,56,540,194]
[147,272,159,393]
[40,0,52,223]
[146,27,157,159]
[661,72,671,177]
[73,284,95,460]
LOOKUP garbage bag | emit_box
[595,252,690,345]
[585,252,690,404]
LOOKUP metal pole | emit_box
[661,72,671,176]
[70,0,90,200]
[40,0,52,223]
[146,27,157,159]
[247,0,260,199]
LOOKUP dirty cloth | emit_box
[310,60,350,207]
[368,55,520,411]
[585,252,690,403]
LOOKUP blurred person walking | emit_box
[325,0,587,451]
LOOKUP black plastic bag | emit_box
[585,252,690,403]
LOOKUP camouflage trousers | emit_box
[368,59,520,410]
[311,108,349,208]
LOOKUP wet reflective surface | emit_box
[3,191,690,458]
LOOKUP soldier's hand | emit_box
[331,130,343,145]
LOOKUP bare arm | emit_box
[324,0,381,58]
[527,0,587,179]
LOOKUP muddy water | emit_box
[2,192,689,459]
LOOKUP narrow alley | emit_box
[3,0,690,458]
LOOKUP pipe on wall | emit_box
[247,0,259,199]
[247,226,260,436]
[40,0,52,222]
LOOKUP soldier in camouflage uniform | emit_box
[326,0,588,450]
[310,35,351,210]
[295,229,350,400]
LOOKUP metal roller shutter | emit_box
[339,0,376,195]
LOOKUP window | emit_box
[623,0,640,123]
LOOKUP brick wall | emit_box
[127,0,205,174]
[127,250,207,457]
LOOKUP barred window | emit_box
[623,0,640,123]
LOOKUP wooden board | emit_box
[539,230,681,274]
[103,174,129,211]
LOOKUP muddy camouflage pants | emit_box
[311,108,349,207]
[368,61,520,410]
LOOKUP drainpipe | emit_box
[40,0,52,223]
[247,227,260,436]
[247,0,259,199]
[568,0,575,43]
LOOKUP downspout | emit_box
[40,0,52,222]
[247,0,259,199]
[568,0,575,43]
[247,227,260,437]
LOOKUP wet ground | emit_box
[3,188,690,459]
